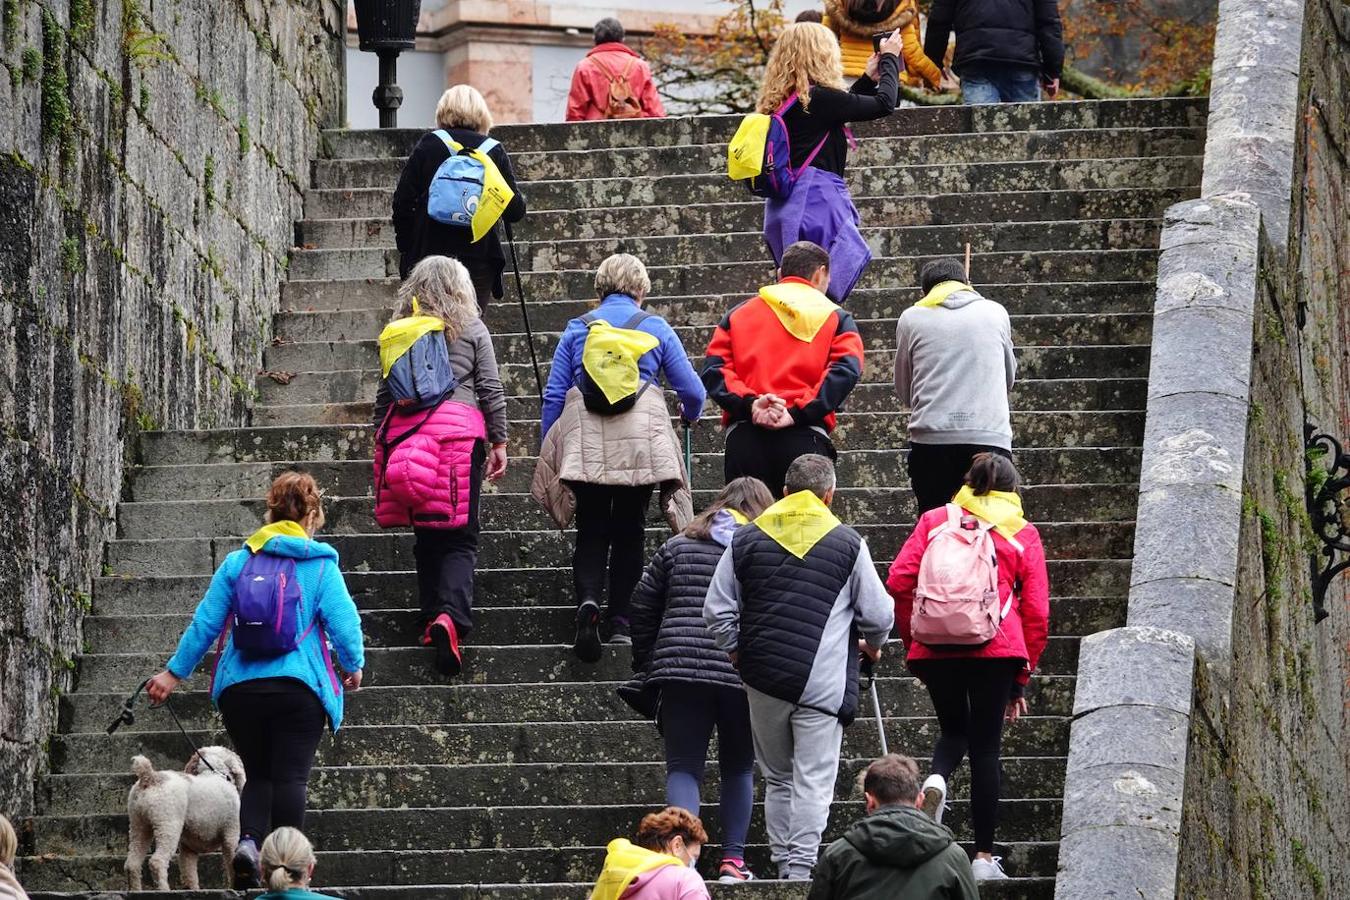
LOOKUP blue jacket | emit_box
[541,293,706,438]
[165,530,366,731]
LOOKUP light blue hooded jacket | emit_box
[165,525,366,730]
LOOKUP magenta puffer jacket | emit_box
[374,400,487,529]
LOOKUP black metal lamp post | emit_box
[353,0,422,128]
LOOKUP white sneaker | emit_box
[920,773,948,824]
[971,856,1009,881]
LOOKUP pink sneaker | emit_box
[427,614,462,677]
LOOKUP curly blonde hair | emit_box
[395,255,481,342]
[756,22,844,114]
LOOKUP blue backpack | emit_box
[746,93,829,200]
[426,131,501,230]
[230,552,312,656]
[378,302,460,414]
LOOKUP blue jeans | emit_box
[660,682,755,860]
[961,66,1041,103]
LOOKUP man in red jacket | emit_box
[702,241,866,495]
[564,18,666,121]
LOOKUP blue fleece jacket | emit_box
[165,532,366,731]
[540,293,706,438]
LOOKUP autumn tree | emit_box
[1059,0,1216,94]
[643,0,788,115]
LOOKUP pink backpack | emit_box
[911,504,1015,646]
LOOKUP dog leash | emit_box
[107,678,223,777]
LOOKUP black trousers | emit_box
[907,442,1013,513]
[723,423,836,497]
[218,678,327,844]
[413,442,485,636]
[569,481,654,623]
[909,658,1022,853]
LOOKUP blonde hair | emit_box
[265,471,325,532]
[594,253,651,301]
[756,22,844,114]
[395,255,482,342]
[0,814,16,868]
[435,84,494,133]
[260,827,316,892]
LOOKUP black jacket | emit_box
[923,0,1064,80]
[390,129,528,294]
[629,535,743,690]
[784,55,899,177]
[807,806,980,900]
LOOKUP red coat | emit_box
[565,43,666,121]
[886,505,1050,687]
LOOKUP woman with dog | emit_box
[145,471,365,889]
[256,827,332,898]
[0,814,29,900]
[371,254,508,678]
[758,21,902,302]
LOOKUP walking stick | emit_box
[504,221,544,402]
[964,241,972,281]
[860,655,888,756]
[683,421,694,490]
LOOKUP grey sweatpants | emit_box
[745,685,845,880]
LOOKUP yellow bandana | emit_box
[589,839,682,900]
[581,319,661,405]
[726,508,749,525]
[758,280,839,342]
[914,280,972,308]
[754,490,842,559]
[952,485,1027,540]
[378,298,446,378]
[244,520,309,553]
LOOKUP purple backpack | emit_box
[746,93,830,200]
[230,552,313,656]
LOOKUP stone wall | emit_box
[0,0,344,816]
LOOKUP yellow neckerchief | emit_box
[581,318,661,404]
[951,485,1027,540]
[914,280,972,308]
[244,520,309,553]
[758,278,839,342]
[726,508,749,525]
[589,838,683,900]
[378,297,445,378]
[754,490,842,559]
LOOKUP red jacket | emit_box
[702,278,865,432]
[886,505,1050,687]
[565,43,666,121]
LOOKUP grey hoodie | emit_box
[893,288,1015,449]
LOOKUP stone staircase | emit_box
[17,98,1206,898]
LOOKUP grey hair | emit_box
[595,253,651,302]
[594,17,625,44]
[395,256,481,342]
[784,454,836,498]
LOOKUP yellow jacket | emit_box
[823,0,943,90]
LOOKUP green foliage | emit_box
[2,0,19,47]
[69,0,94,43]
[203,153,215,210]
[60,235,81,273]
[137,81,149,113]
[20,43,38,81]
[39,10,72,153]
[1290,839,1327,898]
[237,120,250,157]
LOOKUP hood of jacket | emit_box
[243,522,340,561]
[825,0,915,36]
[591,839,681,900]
[709,508,749,547]
[915,279,983,310]
[844,805,956,869]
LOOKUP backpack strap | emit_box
[475,137,500,157]
[620,310,653,330]
[775,92,800,116]
[432,129,463,154]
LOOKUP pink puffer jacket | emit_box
[374,400,487,530]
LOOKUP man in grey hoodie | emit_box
[894,257,1016,512]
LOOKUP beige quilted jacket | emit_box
[531,387,692,532]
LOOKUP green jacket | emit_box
[807,805,979,900]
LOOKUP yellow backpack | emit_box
[578,310,660,414]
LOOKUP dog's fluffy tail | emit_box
[130,755,156,787]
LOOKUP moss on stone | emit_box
[38,10,71,154]
[69,0,93,44]
[203,153,215,210]
[2,0,19,47]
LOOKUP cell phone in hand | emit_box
[871,31,890,52]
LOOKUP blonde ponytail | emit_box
[259,827,316,892]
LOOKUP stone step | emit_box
[26,794,1065,858]
[298,219,1162,265]
[113,482,1137,540]
[25,880,1056,900]
[79,593,1117,658]
[93,558,1126,614]
[319,97,1206,157]
[262,344,1149,392]
[256,376,1147,421]
[20,841,1061,890]
[103,520,1132,577]
[311,126,1205,188]
[304,185,1195,235]
[128,445,1142,504]
[268,308,1150,353]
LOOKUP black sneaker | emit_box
[232,837,260,889]
[573,600,602,663]
[601,618,631,645]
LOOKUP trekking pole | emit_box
[683,421,694,490]
[860,655,888,756]
[964,242,972,280]
[504,221,544,403]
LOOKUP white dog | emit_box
[124,746,246,891]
